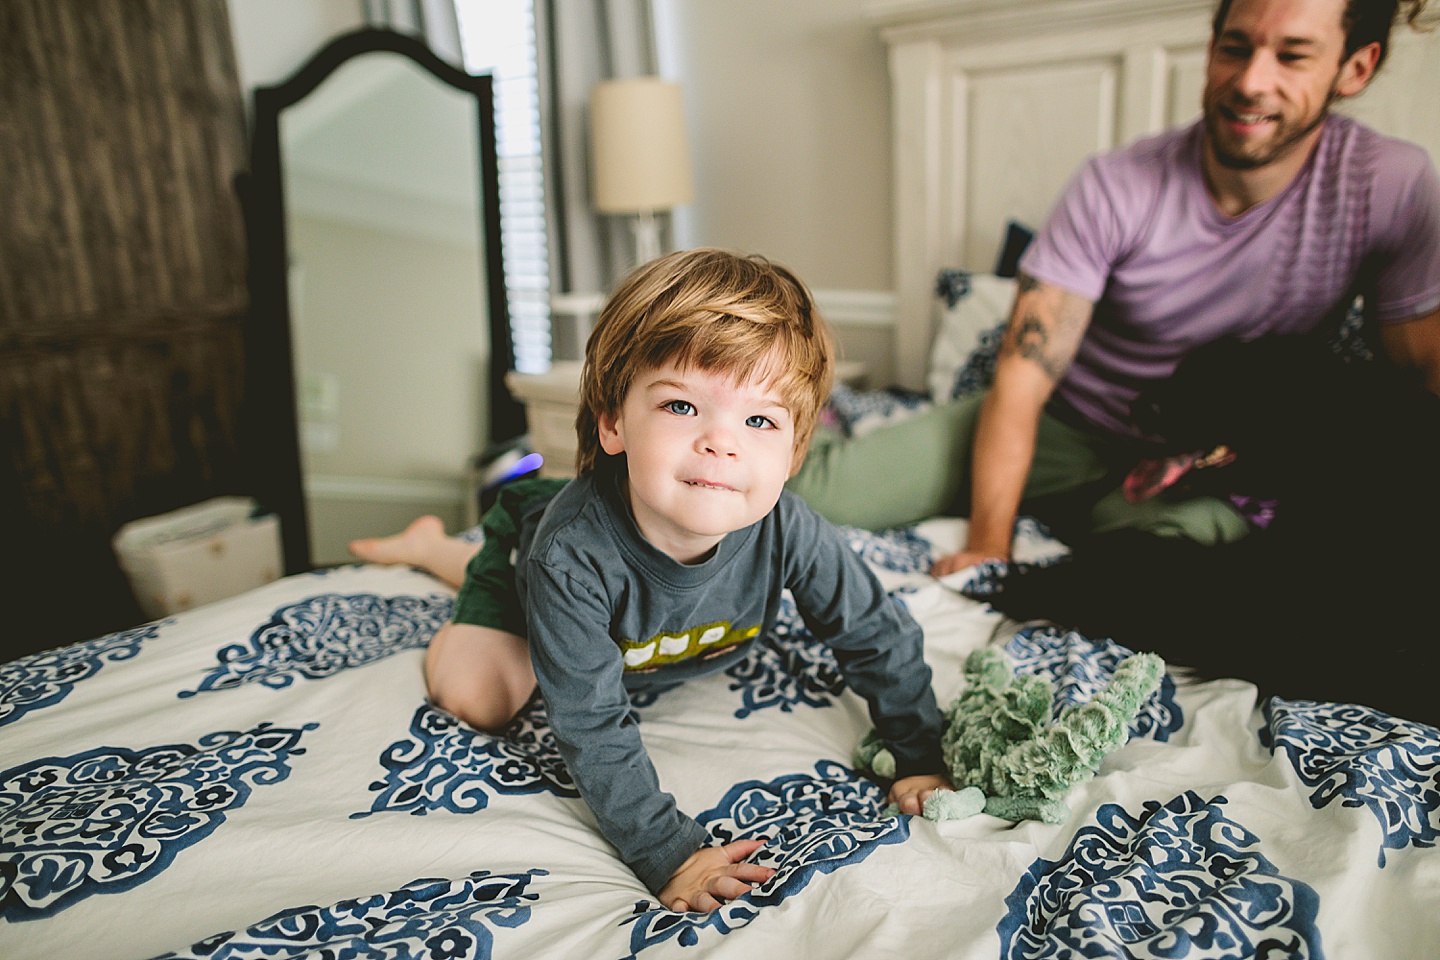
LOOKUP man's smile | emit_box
[1218,103,1279,129]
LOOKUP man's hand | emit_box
[888,773,953,815]
[930,548,1008,578]
[659,839,775,913]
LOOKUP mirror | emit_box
[242,28,523,573]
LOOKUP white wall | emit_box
[290,215,486,484]
[1335,29,1440,163]
[658,0,897,382]
[659,0,891,291]
[227,0,365,97]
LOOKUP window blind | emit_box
[455,0,551,374]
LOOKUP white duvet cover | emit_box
[3,519,1436,960]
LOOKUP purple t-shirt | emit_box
[1020,115,1440,437]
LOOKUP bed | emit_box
[6,501,1439,959]
[7,271,1440,958]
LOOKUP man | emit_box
[789,0,1440,574]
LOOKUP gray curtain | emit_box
[361,0,464,65]
[536,0,660,312]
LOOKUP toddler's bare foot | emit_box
[349,515,448,568]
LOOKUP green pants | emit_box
[787,393,1249,544]
[451,477,569,633]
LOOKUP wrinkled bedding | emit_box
[3,517,1437,960]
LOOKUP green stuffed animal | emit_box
[856,646,1164,824]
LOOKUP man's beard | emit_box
[1204,84,1340,171]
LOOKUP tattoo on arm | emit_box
[1000,273,1089,383]
[1005,311,1067,380]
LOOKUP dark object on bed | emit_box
[994,220,1035,279]
[992,335,1440,727]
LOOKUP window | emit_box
[455,0,551,373]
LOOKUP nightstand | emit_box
[506,361,867,479]
[504,363,588,478]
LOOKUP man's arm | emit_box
[1379,307,1440,395]
[932,273,1094,576]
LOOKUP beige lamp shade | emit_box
[590,77,694,214]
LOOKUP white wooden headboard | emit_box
[868,0,1440,389]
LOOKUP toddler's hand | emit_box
[658,839,775,913]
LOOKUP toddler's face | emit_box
[598,361,797,564]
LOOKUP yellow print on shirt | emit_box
[617,621,760,671]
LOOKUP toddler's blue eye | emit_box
[665,400,695,416]
[746,415,775,429]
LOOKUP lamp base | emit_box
[630,210,663,265]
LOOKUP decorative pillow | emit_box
[824,382,933,438]
[927,269,1016,403]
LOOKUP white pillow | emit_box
[927,271,1016,403]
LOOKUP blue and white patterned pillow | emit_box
[818,268,1015,437]
[824,382,933,438]
[928,269,1015,402]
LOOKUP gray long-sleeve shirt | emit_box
[516,465,943,894]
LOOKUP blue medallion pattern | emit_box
[954,558,1014,598]
[720,595,846,719]
[946,322,1004,400]
[1012,516,1057,547]
[824,382,934,439]
[1005,625,1184,742]
[1,622,164,727]
[0,723,316,920]
[356,700,577,818]
[620,760,908,957]
[154,869,544,960]
[933,267,1007,400]
[1261,697,1440,867]
[935,267,973,308]
[840,525,935,574]
[999,792,1323,959]
[179,593,453,697]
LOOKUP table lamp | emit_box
[589,77,693,265]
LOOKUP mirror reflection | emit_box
[280,52,491,566]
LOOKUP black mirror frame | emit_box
[238,27,523,575]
